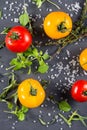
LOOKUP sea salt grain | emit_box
[66,2,81,14]
[47,113,51,116]
[33,120,37,123]
[11,126,15,130]
[1,79,4,83]
[0,65,4,68]
[14,18,19,23]
[5,1,9,4]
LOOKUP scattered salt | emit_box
[47,113,51,117]
[0,0,85,129]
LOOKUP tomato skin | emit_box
[5,26,32,53]
[79,48,87,71]
[71,80,87,102]
[18,79,46,108]
[43,12,72,39]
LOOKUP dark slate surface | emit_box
[0,0,87,130]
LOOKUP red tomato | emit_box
[5,26,32,53]
[71,80,87,102]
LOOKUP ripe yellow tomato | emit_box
[43,12,72,39]
[18,78,46,108]
[79,48,87,71]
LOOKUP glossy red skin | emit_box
[5,26,32,53]
[71,80,87,102]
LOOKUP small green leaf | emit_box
[32,48,39,57]
[7,102,13,110]
[58,101,71,112]
[42,53,50,60]
[38,63,49,73]
[19,13,29,26]
[33,0,44,8]
[21,106,28,113]
[17,112,25,121]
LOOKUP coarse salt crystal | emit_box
[47,113,51,116]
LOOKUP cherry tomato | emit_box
[18,78,46,108]
[43,12,72,39]
[5,26,32,53]
[71,80,87,102]
[79,48,87,71]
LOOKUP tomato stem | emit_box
[83,91,87,96]
[58,22,67,33]
[30,86,37,96]
[9,32,19,40]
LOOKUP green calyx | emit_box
[10,32,19,40]
[58,21,67,33]
[83,91,87,96]
[30,86,37,96]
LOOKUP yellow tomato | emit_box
[79,48,87,71]
[18,78,46,108]
[43,12,72,39]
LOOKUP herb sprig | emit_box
[19,3,33,33]
[39,100,87,127]
[6,46,49,74]
[59,110,87,127]
[32,0,60,9]
[0,73,29,121]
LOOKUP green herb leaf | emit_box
[32,0,44,8]
[8,46,49,74]
[19,3,33,33]
[32,48,39,57]
[17,112,25,121]
[38,63,49,73]
[7,102,13,110]
[42,53,50,60]
[19,13,29,26]
[58,101,71,112]
[21,106,28,113]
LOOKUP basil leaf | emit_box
[58,101,71,112]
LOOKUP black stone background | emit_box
[0,0,87,130]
